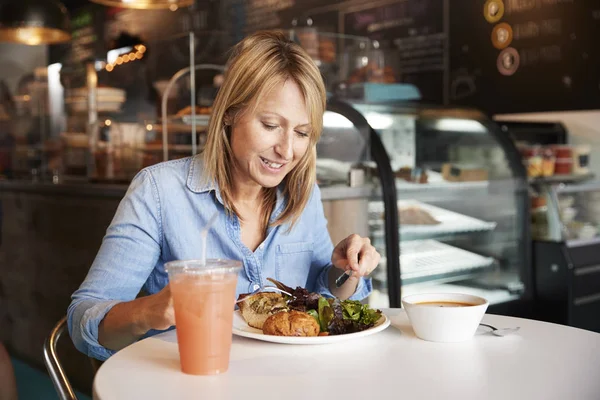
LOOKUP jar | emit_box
[531,194,547,209]
[90,119,123,181]
[524,146,543,177]
[554,158,573,175]
[572,145,591,175]
[366,40,396,83]
[318,34,336,64]
[552,145,573,158]
[340,40,369,84]
[541,147,555,177]
[292,17,319,62]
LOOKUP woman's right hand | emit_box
[99,283,176,351]
[143,284,175,331]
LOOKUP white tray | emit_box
[377,239,495,284]
[369,199,497,240]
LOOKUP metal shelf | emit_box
[369,199,497,241]
[395,178,489,191]
[529,173,594,185]
[566,237,600,248]
[375,239,496,286]
[370,178,491,203]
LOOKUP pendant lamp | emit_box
[0,0,71,45]
[88,0,193,10]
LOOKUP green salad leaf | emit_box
[341,300,382,326]
[317,297,334,332]
[306,309,319,324]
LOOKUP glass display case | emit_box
[532,180,600,333]
[532,180,600,244]
[331,101,531,309]
[42,29,230,183]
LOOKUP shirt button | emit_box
[253,284,260,291]
[259,243,265,250]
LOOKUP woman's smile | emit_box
[260,156,287,172]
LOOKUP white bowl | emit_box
[402,293,489,342]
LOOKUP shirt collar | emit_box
[186,154,213,193]
[186,153,286,212]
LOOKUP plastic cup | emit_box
[165,259,242,375]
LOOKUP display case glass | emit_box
[533,180,600,245]
[345,102,530,308]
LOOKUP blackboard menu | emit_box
[48,4,106,88]
[69,5,106,64]
[449,0,600,114]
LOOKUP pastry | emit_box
[237,292,287,330]
[399,206,440,225]
[262,310,320,337]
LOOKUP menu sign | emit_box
[49,5,106,88]
[68,5,106,65]
[449,0,600,113]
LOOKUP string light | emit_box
[104,47,145,72]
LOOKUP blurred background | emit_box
[1,0,600,398]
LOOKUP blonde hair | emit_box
[202,30,327,229]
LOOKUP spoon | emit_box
[479,323,521,336]
[235,286,293,304]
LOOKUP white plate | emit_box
[232,310,390,344]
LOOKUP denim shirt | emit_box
[68,155,372,360]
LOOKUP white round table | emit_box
[93,309,600,400]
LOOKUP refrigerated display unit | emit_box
[319,99,531,312]
[531,180,600,333]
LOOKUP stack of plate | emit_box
[65,87,126,113]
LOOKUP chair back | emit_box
[43,316,78,400]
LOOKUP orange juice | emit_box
[167,260,241,375]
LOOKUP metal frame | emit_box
[478,117,532,300]
[326,98,402,307]
[43,316,78,400]
[160,63,225,161]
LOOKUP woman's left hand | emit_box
[331,234,381,279]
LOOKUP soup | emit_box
[415,301,475,307]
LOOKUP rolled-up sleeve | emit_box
[310,185,372,301]
[67,169,163,360]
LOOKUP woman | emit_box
[68,31,380,361]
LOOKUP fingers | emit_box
[344,234,364,272]
[358,245,381,276]
[331,233,357,269]
[332,234,381,277]
[344,235,380,277]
